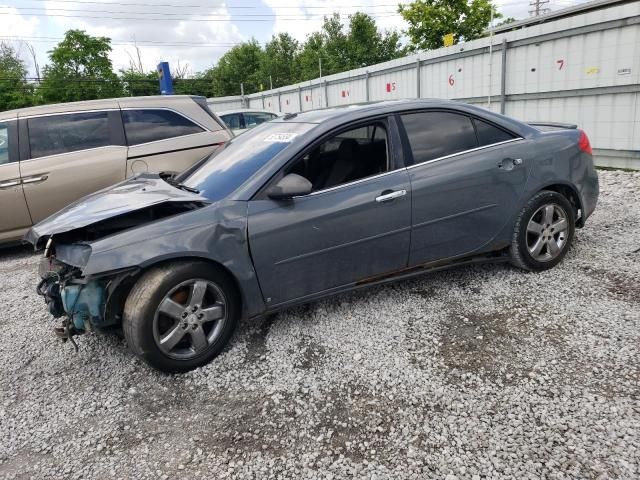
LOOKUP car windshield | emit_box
[178,121,315,201]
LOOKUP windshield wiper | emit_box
[161,173,200,194]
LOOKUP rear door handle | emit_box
[376,189,407,203]
[22,174,48,185]
[0,179,21,189]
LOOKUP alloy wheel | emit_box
[153,279,227,360]
[526,203,569,262]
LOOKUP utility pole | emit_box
[529,0,550,16]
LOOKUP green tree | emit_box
[209,39,264,96]
[120,69,159,97]
[0,43,33,111]
[399,0,500,51]
[39,29,122,103]
[297,13,404,81]
[259,33,299,89]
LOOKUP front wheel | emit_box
[123,261,240,373]
[510,190,575,272]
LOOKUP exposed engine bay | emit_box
[36,241,139,349]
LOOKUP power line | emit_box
[0,36,246,47]
[529,0,551,16]
[0,10,402,22]
[18,0,403,10]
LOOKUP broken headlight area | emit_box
[37,247,136,349]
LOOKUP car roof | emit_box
[274,99,446,124]
[0,95,202,118]
[215,109,280,116]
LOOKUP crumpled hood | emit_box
[25,173,209,248]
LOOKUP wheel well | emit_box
[540,184,584,227]
[104,257,244,325]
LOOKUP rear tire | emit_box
[123,261,240,373]
[510,190,575,272]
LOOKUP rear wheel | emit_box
[510,190,575,272]
[123,261,239,373]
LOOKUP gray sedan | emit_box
[28,99,599,373]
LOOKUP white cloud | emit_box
[40,0,244,74]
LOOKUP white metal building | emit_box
[207,0,640,169]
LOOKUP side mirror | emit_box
[267,173,313,200]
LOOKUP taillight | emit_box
[578,130,592,155]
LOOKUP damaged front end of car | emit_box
[28,173,212,348]
[36,239,139,348]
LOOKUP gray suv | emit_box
[0,95,231,245]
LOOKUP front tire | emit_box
[123,261,240,373]
[510,190,575,272]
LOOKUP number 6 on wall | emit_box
[448,74,455,86]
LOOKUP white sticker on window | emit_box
[264,133,298,143]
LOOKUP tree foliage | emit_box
[0,43,33,111]
[399,0,499,51]
[260,33,300,89]
[39,29,122,103]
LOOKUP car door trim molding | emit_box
[127,142,224,160]
[273,225,412,266]
[406,138,523,170]
[19,145,127,164]
[412,203,498,230]
[17,108,119,120]
[304,168,403,197]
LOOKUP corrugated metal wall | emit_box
[206,1,640,168]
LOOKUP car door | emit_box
[247,119,411,308]
[121,108,227,175]
[400,110,528,266]
[0,117,33,243]
[19,110,127,225]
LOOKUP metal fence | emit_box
[207,0,640,169]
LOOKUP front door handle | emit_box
[376,189,407,203]
[0,179,21,189]
[21,174,48,185]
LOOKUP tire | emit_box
[123,261,240,373]
[510,190,575,272]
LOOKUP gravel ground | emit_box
[0,170,638,479]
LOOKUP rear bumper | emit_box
[581,166,599,222]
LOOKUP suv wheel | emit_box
[123,261,239,373]
[510,190,575,272]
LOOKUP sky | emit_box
[0,0,594,78]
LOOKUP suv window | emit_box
[474,118,517,146]
[401,111,477,164]
[286,123,389,192]
[122,109,204,145]
[28,112,111,159]
[0,122,9,165]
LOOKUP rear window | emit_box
[244,112,276,128]
[122,109,204,145]
[401,111,477,164]
[28,112,111,159]
[473,118,516,146]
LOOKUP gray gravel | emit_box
[1,170,639,479]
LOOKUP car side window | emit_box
[0,122,9,165]
[401,111,477,164]
[27,112,111,159]
[244,112,274,128]
[122,109,204,146]
[286,123,389,192]
[221,113,241,130]
[474,118,517,146]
